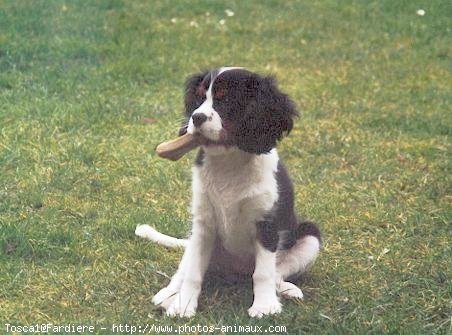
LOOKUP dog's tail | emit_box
[135,225,188,248]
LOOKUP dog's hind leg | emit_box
[276,280,304,299]
[276,234,320,279]
[276,231,320,300]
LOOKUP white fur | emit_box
[248,241,281,317]
[165,222,215,317]
[196,148,279,255]
[277,281,304,299]
[218,66,244,75]
[135,225,187,248]
[276,235,320,280]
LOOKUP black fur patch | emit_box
[257,161,321,252]
[178,124,188,136]
[180,70,210,133]
[195,148,205,166]
[184,71,209,118]
[256,218,279,252]
[296,220,322,243]
[234,74,298,154]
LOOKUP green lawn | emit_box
[0,0,450,334]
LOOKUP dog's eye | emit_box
[215,88,227,99]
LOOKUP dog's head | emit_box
[180,68,298,154]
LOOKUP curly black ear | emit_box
[178,71,210,135]
[236,75,298,154]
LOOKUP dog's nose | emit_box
[192,113,208,127]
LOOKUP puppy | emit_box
[136,67,321,318]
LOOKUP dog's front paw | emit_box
[152,286,178,306]
[248,299,282,318]
[166,294,197,318]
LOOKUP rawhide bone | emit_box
[156,133,200,161]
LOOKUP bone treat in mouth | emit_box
[156,133,200,161]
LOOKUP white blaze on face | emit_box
[218,66,243,75]
[187,67,244,141]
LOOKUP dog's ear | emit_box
[236,75,298,154]
[184,71,210,117]
[179,71,209,135]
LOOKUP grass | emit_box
[0,0,450,333]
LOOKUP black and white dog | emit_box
[136,67,321,318]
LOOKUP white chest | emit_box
[192,149,279,255]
